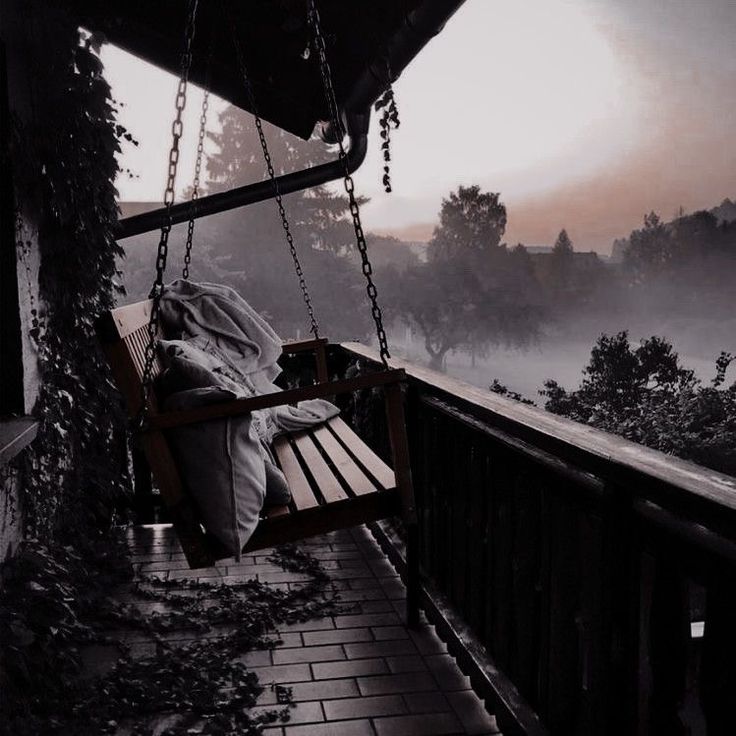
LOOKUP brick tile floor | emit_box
[117,523,501,736]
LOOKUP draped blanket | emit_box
[159,279,338,442]
[156,279,339,557]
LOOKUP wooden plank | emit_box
[292,432,347,504]
[245,490,400,552]
[264,504,290,518]
[311,425,376,496]
[273,437,318,511]
[328,417,395,490]
[281,337,328,354]
[544,493,582,731]
[510,466,540,700]
[315,343,329,383]
[701,580,736,735]
[466,434,486,637]
[108,299,153,339]
[126,331,146,377]
[450,421,468,612]
[384,382,417,524]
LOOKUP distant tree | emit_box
[547,228,574,294]
[427,185,506,264]
[366,233,421,273]
[622,209,736,317]
[387,186,541,370]
[553,228,573,256]
[623,211,671,285]
[541,332,736,476]
[205,105,357,257]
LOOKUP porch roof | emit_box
[67,0,466,140]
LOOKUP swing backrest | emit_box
[98,300,222,568]
[100,300,162,415]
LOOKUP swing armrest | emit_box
[280,337,329,382]
[281,337,328,355]
[150,369,405,430]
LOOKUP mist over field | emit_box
[113,0,736,478]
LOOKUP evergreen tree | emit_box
[184,105,370,339]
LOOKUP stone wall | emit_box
[0,0,47,558]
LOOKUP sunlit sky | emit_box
[106,0,736,253]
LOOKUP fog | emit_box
[112,0,736,406]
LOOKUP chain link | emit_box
[138,0,199,429]
[227,3,320,338]
[306,0,390,366]
[182,88,209,279]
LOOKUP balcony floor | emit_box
[103,523,501,736]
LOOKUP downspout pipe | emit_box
[116,112,369,241]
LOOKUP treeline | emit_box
[118,105,736,367]
[526,333,736,477]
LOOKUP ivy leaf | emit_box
[10,621,36,646]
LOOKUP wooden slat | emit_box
[244,490,401,553]
[264,504,290,518]
[292,432,347,504]
[328,417,395,489]
[281,337,328,354]
[311,426,376,496]
[126,332,145,377]
[273,437,318,511]
[109,299,153,339]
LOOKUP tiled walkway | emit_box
[124,523,501,736]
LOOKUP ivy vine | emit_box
[10,21,131,540]
[0,536,345,735]
[374,83,400,194]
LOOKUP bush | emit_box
[541,332,736,476]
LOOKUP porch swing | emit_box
[98,0,420,624]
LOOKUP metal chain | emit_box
[306,0,390,366]
[182,88,209,279]
[138,0,199,428]
[227,4,320,338]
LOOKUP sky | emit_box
[105,0,736,254]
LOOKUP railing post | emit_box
[384,381,420,628]
[701,578,736,735]
[647,554,690,735]
[131,443,155,524]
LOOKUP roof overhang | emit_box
[67,0,467,140]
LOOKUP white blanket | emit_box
[160,279,339,443]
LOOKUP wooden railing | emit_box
[338,343,736,736]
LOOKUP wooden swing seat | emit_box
[249,415,400,551]
[97,301,419,627]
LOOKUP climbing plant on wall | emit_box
[11,19,130,540]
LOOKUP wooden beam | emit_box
[151,369,405,430]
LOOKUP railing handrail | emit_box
[341,342,736,735]
[341,342,736,522]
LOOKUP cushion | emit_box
[264,459,292,507]
[158,340,270,560]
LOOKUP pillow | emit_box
[264,460,292,507]
[158,341,269,560]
